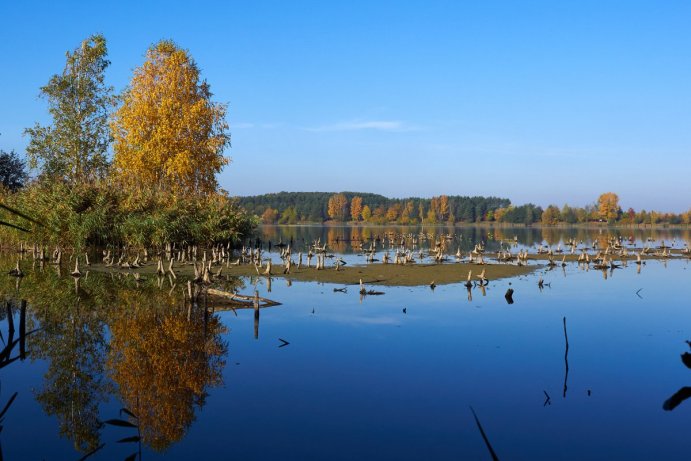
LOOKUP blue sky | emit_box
[1,1,690,211]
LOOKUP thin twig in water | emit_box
[636,288,643,299]
[75,443,105,461]
[543,390,552,406]
[0,391,18,420]
[563,316,569,398]
[469,406,500,461]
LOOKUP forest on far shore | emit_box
[238,191,691,226]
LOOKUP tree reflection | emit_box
[108,298,227,451]
[0,259,232,455]
[25,271,111,453]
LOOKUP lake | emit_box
[1,224,690,460]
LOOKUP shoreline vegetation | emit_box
[260,221,691,229]
[240,191,691,228]
[0,35,256,251]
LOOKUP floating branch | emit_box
[206,288,282,307]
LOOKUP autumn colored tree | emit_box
[400,201,415,224]
[426,208,438,224]
[493,207,508,222]
[649,210,661,224]
[385,203,401,222]
[625,207,636,224]
[597,192,620,222]
[429,197,440,222]
[682,209,691,225]
[350,196,363,222]
[361,205,372,221]
[439,195,449,222]
[541,205,561,226]
[111,40,229,195]
[372,206,386,223]
[25,34,115,184]
[327,193,348,221]
[261,207,278,224]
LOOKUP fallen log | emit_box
[206,288,282,307]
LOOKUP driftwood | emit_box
[206,288,282,307]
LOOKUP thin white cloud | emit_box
[233,122,255,129]
[305,120,413,132]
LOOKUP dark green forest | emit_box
[236,191,535,224]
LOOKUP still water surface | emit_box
[1,225,690,460]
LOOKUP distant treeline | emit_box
[237,192,543,224]
[536,193,691,226]
[238,191,691,226]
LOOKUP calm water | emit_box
[1,225,690,460]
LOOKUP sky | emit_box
[1,0,690,211]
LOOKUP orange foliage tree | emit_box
[439,195,449,222]
[110,40,229,196]
[327,193,348,221]
[350,196,363,222]
[261,207,278,224]
[385,203,401,222]
[597,192,620,222]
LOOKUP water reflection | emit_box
[32,295,109,452]
[0,261,232,456]
[1,226,690,459]
[108,298,227,451]
[256,224,691,261]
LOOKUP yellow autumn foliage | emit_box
[110,40,229,196]
[108,299,227,451]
